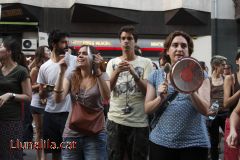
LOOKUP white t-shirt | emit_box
[106,56,153,127]
[37,53,77,113]
[30,92,44,109]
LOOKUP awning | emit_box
[70,4,138,24]
[0,21,38,25]
[0,3,40,33]
[0,3,40,22]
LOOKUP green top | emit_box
[0,65,29,120]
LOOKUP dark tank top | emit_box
[210,77,227,114]
[228,73,240,117]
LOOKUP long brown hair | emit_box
[3,36,28,70]
[71,45,100,94]
[35,46,49,67]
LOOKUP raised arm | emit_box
[129,63,148,94]
[129,60,153,94]
[144,82,167,114]
[54,58,70,103]
[94,54,110,100]
[190,78,211,116]
[107,60,129,91]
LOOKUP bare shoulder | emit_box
[200,78,210,88]
[32,66,39,72]
[225,74,234,83]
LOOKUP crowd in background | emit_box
[1,25,240,160]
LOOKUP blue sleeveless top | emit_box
[148,69,210,148]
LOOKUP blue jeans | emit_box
[62,131,107,160]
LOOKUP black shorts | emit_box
[43,111,68,153]
[30,106,44,114]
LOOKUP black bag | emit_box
[150,91,178,130]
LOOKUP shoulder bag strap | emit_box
[150,91,178,129]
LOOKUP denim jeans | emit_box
[62,131,107,160]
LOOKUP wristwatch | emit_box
[10,93,16,100]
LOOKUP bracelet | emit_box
[53,89,63,94]
[96,72,103,77]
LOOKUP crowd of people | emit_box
[0,25,240,160]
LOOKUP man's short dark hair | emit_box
[164,31,194,56]
[48,29,69,51]
[118,25,138,42]
[235,51,240,61]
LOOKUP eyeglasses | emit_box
[120,37,133,41]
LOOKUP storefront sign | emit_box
[1,8,23,18]
[69,38,164,49]
[70,39,112,46]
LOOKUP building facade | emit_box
[212,0,240,69]
[1,0,237,70]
